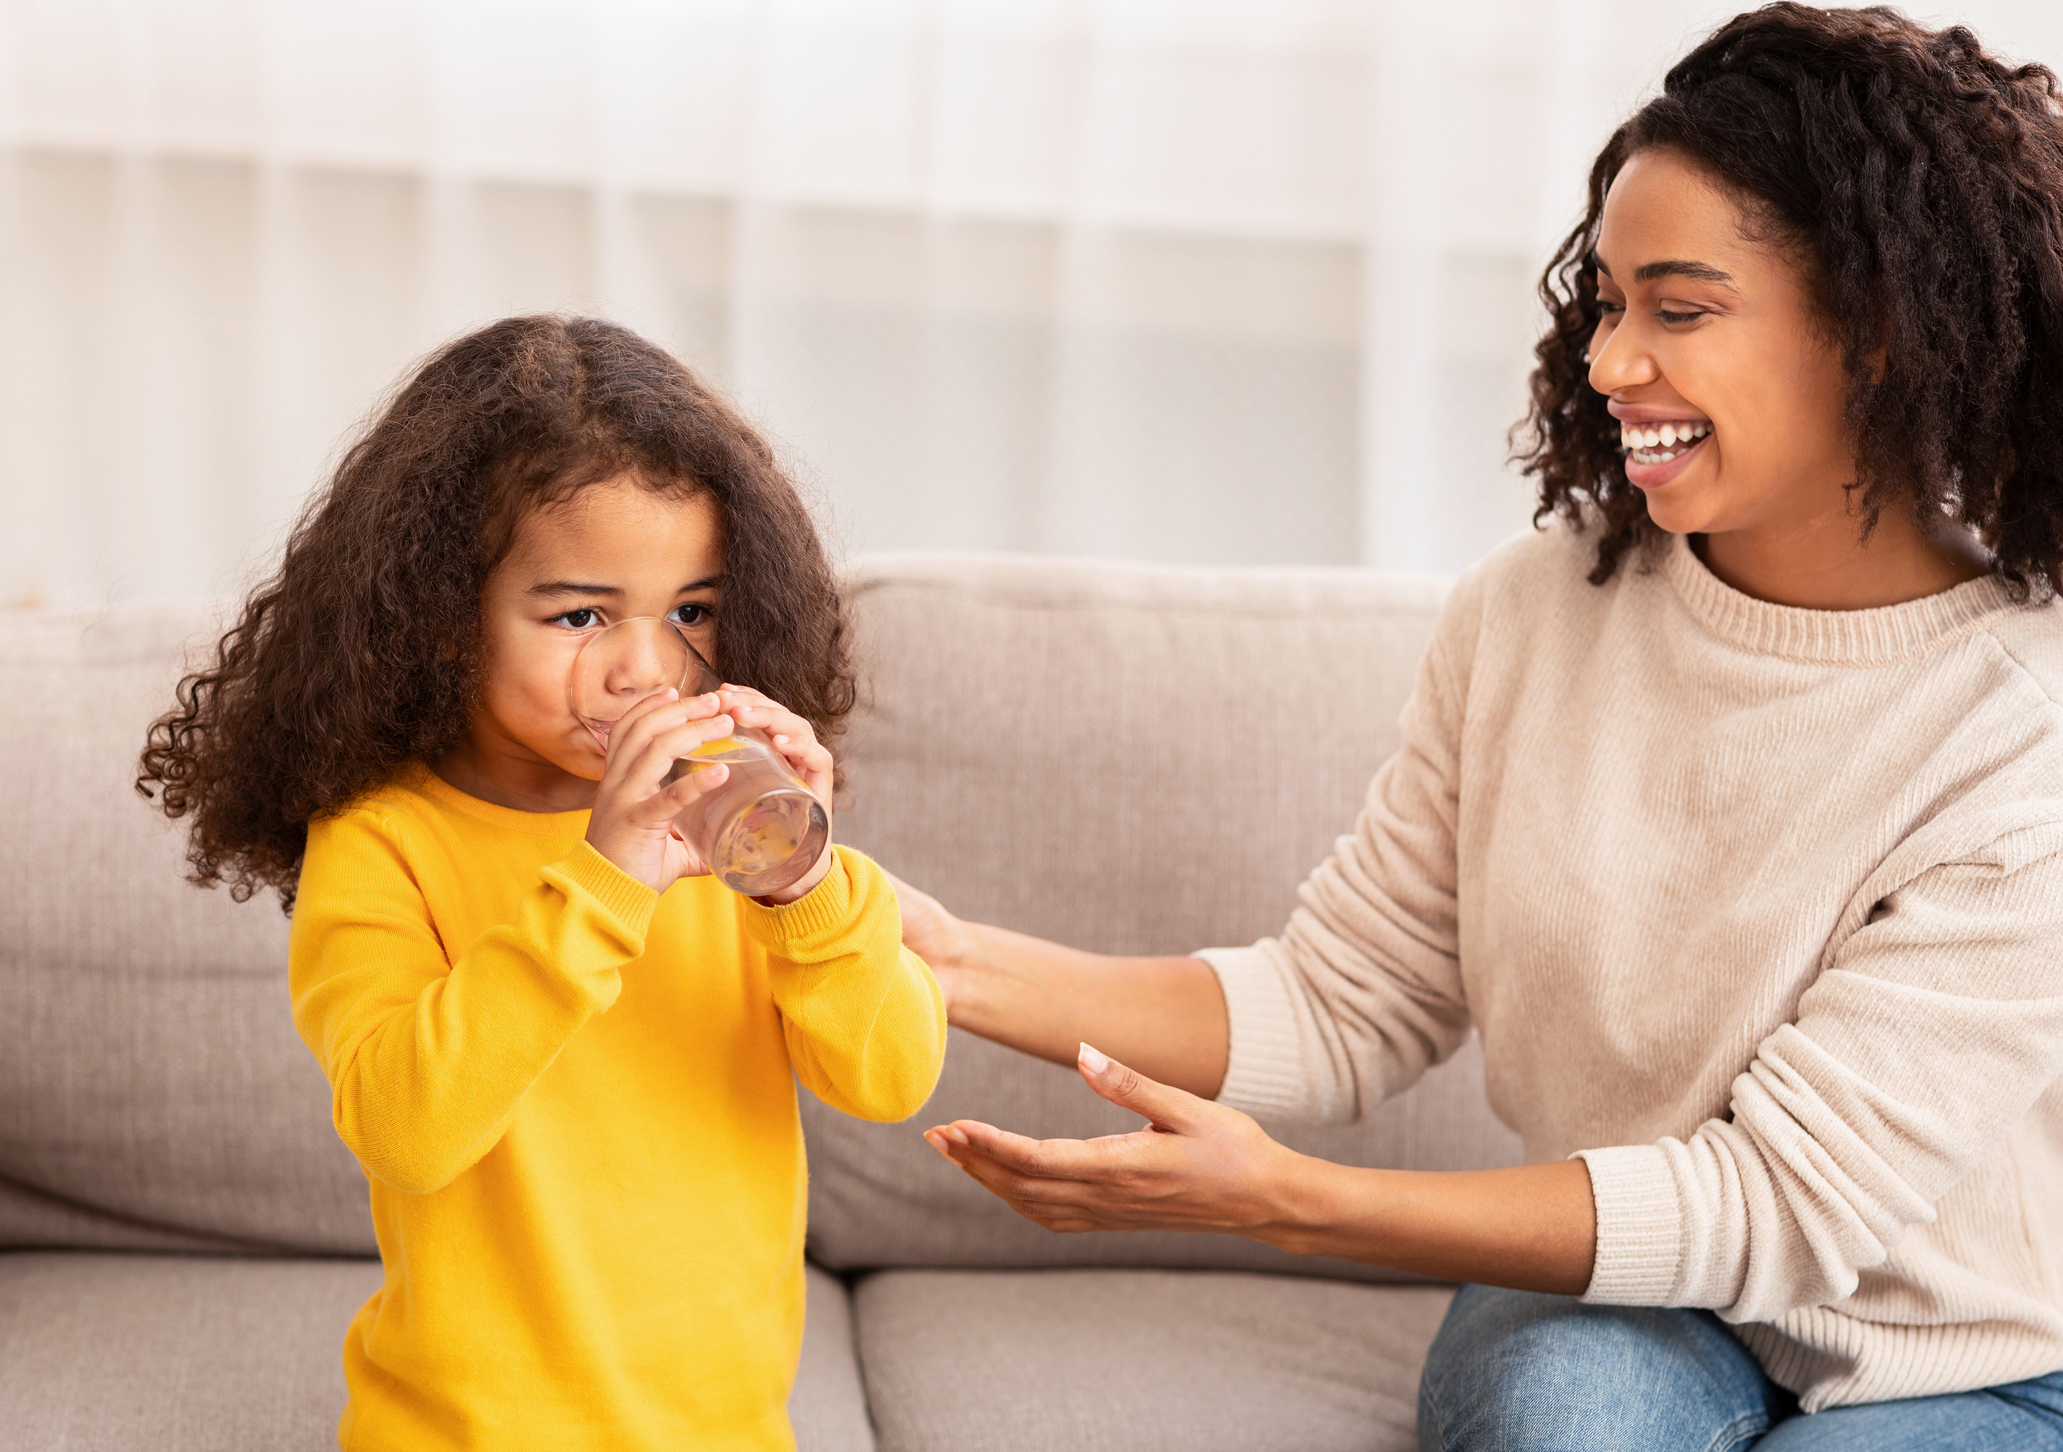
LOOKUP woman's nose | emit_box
[1587,324,1658,394]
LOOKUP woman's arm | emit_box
[925,1043,1596,1295]
[889,872,1231,1100]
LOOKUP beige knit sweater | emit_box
[1199,523,2063,1411]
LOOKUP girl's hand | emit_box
[923,1044,1306,1239]
[584,687,741,893]
[880,870,975,1013]
[715,683,835,906]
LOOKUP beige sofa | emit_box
[0,554,1525,1452]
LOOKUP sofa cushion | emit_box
[0,1253,871,1452]
[0,1251,380,1452]
[795,1261,879,1452]
[812,557,1523,1282]
[851,1268,1452,1452]
[0,605,374,1254]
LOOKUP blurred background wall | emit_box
[3,0,2059,609]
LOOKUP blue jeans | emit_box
[1418,1284,2063,1451]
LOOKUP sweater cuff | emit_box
[738,845,861,958]
[541,842,661,953]
[1195,942,1321,1121]
[1574,1144,1683,1304]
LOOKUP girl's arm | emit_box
[889,874,1231,1100]
[714,688,944,1121]
[290,808,655,1195]
[746,847,946,1123]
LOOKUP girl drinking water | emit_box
[138,315,946,1451]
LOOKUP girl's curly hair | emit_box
[138,315,856,911]
[1518,3,2063,592]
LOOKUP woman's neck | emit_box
[1696,505,1993,611]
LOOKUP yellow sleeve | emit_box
[739,845,947,1123]
[288,806,658,1193]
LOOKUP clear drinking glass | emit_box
[566,616,830,897]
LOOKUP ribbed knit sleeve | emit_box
[1579,822,2063,1323]
[741,845,947,1123]
[1201,571,1478,1124]
[289,806,656,1195]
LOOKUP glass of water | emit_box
[566,616,830,897]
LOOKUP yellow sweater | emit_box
[287,767,946,1451]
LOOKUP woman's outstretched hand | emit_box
[924,1042,1601,1295]
[923,1043,1305,1239]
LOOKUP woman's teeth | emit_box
[1620,420,1710,465]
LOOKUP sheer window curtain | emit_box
[2,0,2057,608]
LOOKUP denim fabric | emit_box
[1418,1284,2063,1451]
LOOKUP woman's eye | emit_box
[669,603,710,627]
[1657,309,1706,325]
[552,608,600,630]
[1595,299,1624,316]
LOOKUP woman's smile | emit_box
[1608,395,1715,489]
[1621,424,1711,487]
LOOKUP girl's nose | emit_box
[602,620,685,697]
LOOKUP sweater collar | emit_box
[1660,531,2022,665]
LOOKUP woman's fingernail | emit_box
[1079,1042,1111,1076]
[944,1125,969,1146]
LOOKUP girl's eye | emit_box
[669,603,710,627]
[1658,309,1706,325]
[551,608,601,630]
[1595,299,1624,316]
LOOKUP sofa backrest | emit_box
[0,556,1523,1267]
[0,602,374,1255]
[812,555,1522,1284]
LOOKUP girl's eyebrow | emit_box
[526,576,721,598]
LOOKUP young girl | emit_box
[138,315,947,1450]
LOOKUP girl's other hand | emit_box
[716,684,835,905]
[584,687,740,893]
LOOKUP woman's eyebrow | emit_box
[1633,259,1740,290]
[1590,255,1738,292]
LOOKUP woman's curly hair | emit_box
[137,315,856,911]
[1518,3,2063,592]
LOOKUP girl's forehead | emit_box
[504,480,722,578]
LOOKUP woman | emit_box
[897,6,2063,1448]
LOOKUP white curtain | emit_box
[3,0,2059,608]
